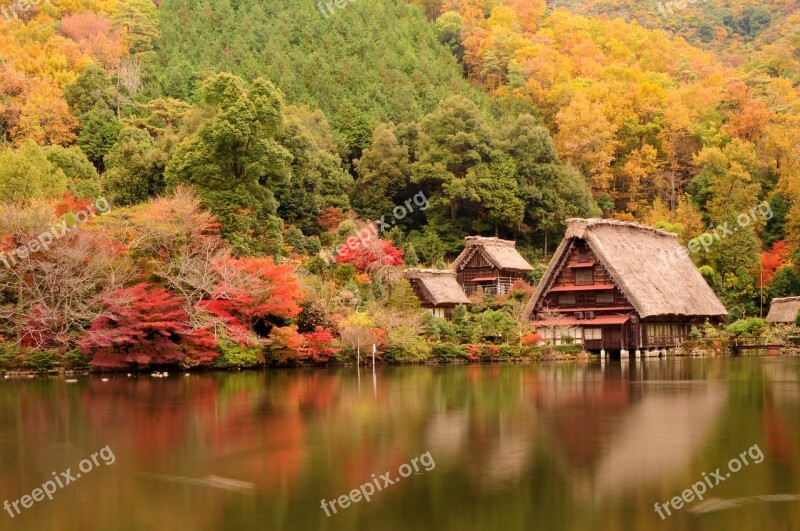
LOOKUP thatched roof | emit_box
[404,269,470,306]
[452,236,533,272]
[524,218,728,320]
[766,297,800,323]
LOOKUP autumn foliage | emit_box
[334,235,404,273]
[81,283,218,368]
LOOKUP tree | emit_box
[103,127,166,205]
[353,124,411,221]
[165,73,292,255]
[63,65,116,117]
[201,257,304,341]
[339,312,380,365]
[80,283,218,368]
[0,143,68,203]
[77,108,122,170]
[334,234,404,274]
[412,96,495,220]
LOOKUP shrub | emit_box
[21,350,58,372]
[432,342,465,361]
[689,327,703,340]
[61,349,90,370]
[499,344,522,358]
[384,337,431,363]
[726,318,767,337]
[214,338,264,369]
[554,344,582,355]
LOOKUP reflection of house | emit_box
[766,296,800,324]
[534,364,728,500]
[453,237,533,296]
[523,219,727,352]
[404,269,469,319]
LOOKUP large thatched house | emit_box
[522,219,727,353]
[453,236,533,296]
[766,297,800,324]
[404,269,470,319]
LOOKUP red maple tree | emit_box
[334,236,404,273]
[81,283,218,367]
[200,257,304,340]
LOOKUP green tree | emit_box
[77,108,122,171]
[412,96,495,221]
[165,73,291,255]
[353,124,411,221]
[0,143,68,203]
[43,145,101,199]
[63,65,115,117]
[103,127,167,206]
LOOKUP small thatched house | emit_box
[523,219,727,353]
[404,269,470,319]
[453,236,533,296]
[766,297,800,324]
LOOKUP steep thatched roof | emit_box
[524,218,728,320]
[404,269,470,306]
[453,236,533,272]
[766,297,800,323]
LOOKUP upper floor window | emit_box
[575,268,593,285]
[596,291,614,304]
[558,293,576,306]
[577,242,589,262]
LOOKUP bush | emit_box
[554,344,582,355]
[384,337,431,363]
[499,344,523,358]
[726,318,767,337]
[0,344,21,370]
[21,350,58,372]
[689,327,703,340]
[213,338,264,369]
[432,342,465,361]
[62,349,90,370]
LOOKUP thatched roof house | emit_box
[452,236,533,295]
[766,297,800,323]
[404,269,469,319]
[523,219,727,353]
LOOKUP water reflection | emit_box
[0,358,798,530]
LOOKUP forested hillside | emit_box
[0,0,798,368]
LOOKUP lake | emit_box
[1,357,799,530]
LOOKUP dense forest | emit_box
[0,0,798,369]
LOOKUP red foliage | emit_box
[760,240,790,287]
[303,327,341,362]
[317,207,343,232]
[521,332,543,346]
[269,325,340,364]
[80,283,218,367]
[334,236,404,273]
[53,191,94,218]
[201,257,303,339]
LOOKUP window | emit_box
[575,268,594,285]
[584,328,602,341]
[577,242,588,262]
[596,291,614,304]
[558,293,576,306]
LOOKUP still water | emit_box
[1,357,799,530]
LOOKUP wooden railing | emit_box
[464,277,518,296]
